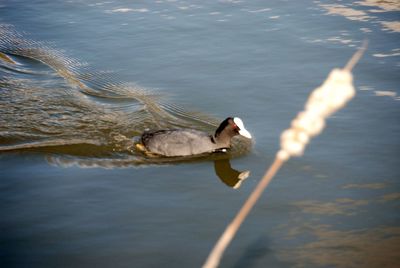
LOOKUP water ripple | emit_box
[0,24,251,167]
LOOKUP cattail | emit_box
[203,41,367,268]
[278,68,355,161]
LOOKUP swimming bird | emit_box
[136,117,252,157]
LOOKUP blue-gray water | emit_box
[1,0,399,267]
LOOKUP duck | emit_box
[136,117,252,157]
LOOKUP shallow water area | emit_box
[1,0,400,267]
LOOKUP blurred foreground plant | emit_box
[203,41,368,268]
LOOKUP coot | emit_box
[136,117,252,157]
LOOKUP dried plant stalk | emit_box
[202,42,367,268]
[203,158,283,268]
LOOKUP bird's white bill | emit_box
[234,117,252,139]
[239,128,252,139]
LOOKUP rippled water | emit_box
[1,0,399,267]
[0,24,250,166]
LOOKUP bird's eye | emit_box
[232,124,240,133]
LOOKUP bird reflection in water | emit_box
[46,154,250,189]
[214,159,250,189]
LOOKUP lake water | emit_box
[1,0,399,267]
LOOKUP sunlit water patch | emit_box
[317,0,400,33]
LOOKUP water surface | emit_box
[1,1,399,267]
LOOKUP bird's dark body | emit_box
[137,117,251,157]
[141,129,218,157]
